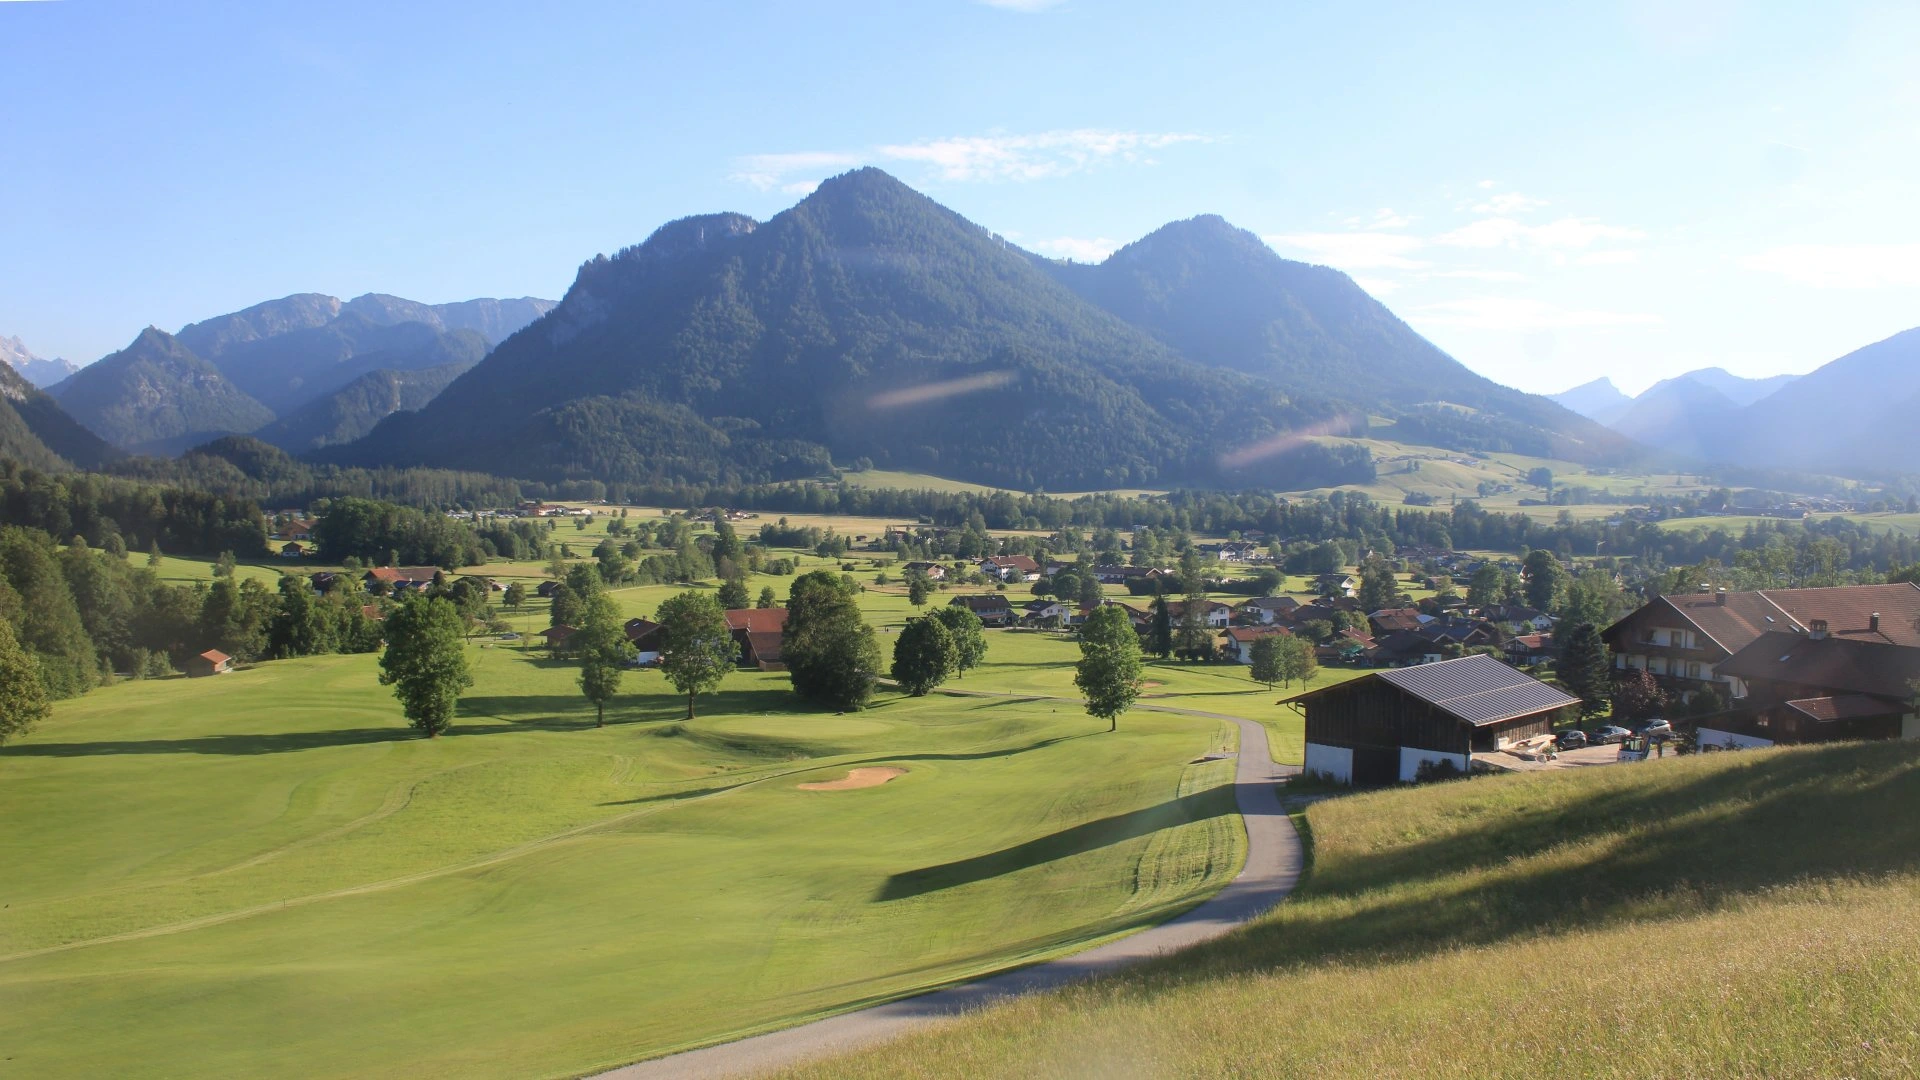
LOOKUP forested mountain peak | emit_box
[331,168,1369,491]
[1044,210,1630,463]
[0,359,120,471]
[49,327,274,454]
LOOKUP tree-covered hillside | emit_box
[0,361,120,471]
[1043,215,1631,462]
[331,169,1373,492]
[49,328,275,454]
[254,361,475,451]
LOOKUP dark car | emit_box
[1590,725,1634,745]
[1554,729,1589,749]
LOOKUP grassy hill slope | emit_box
[788,741,1920,1079]
[0,641,1245,1078]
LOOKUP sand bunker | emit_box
[798,767,906,791]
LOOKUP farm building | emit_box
[187,649,233,677]
[1284,654,1577,785]
[624,618,664,665]
[725,608,788,669]
[949,594,1013,627]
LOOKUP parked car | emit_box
[1635,718,1673,738]
[1590,724,1633,745]
[1554,729,1589,749]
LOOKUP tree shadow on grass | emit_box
[1121,740,1920,995]
[0,725,497,757]
[877,787,1236,901]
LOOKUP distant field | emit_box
[0,638,1244,1076]
[790,740,1920,1079]
[1656,511,1920,537]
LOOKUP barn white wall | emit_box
[1697,727,1774,750]
[1304,742,1353,784]
[1398,747,1469,782]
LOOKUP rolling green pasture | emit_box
[1655,511,1920,537]
[790,739,1920,1079]
[0,639,1245,1077]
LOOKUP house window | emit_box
[1648,657,1668,675]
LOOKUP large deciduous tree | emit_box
[1522,549,1567,612]
[377,595,473,737]
[928,605,987,678]
[656,590,736,720]
[0,617,50,745]
[1248,634,1285,690]
[891,616,955,696]
[783,571,883,710]
[574,591,635,727]
[1075,605,1143,732]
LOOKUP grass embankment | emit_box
[0,643,1244,1078]
[787,741,1920,1079]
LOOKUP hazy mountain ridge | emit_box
[0,335,81,389]
[1548,377,1633,424]
[328,170,1630,489]
[49,328,274,455]
[1043,215,1631,462]
[331,170,1386,490]
[253,361,477,452]
[0,360,120,470]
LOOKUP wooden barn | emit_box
[187,649,233,678]
[1284,654,1577,785]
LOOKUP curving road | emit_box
[597,703,1303,1080]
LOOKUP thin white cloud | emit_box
[1351,276,1402,296]
[1032,236,1118,262]
[1415,296,1663,331]
[1265,231,1429,270]
[1472,192,1548,214]
[1576,249,1642,266]
[1477,179,1499,189]
[731,151,862,191]
[1741,243,1920,288]
[877,130,1208,183]
[1431,268,1528,282]
[975,0,1066,9]
[1438,216,1645,250]
[1347,208,1412,229]
[730,130,1207,191]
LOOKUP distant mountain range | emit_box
[326,168,1626,490]
[1549,336,1920,478]
[0,356,119,471]
[40,293,553,455]
[0,335,80,389]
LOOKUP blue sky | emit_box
[3,0,1915,395]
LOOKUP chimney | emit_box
[1871,612,1881,633]
[1716,588,1727,606]
[1809,619,1829,641]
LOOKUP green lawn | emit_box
[0,627,1247,1078]
[786,739,1920,1079]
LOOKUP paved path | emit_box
[599,702,1303,1080]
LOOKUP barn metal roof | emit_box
[1374,654,1580,727]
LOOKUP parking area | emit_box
[1474,743,1662,772]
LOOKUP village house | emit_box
[901,561,948,582]
[1315,573,1359,599]
[1166,598,1233,629]
[1286,654,1578,785]
[272,518,315,542]
[1700,612,1920,749]
[623,618,664,665]
[949,594,1013,628]
[540,624,578,653]
[366,567,442,592]
[725,608,788,669]
[1480,603,1554,634]
[1235,596,1300,625]
[279,542,306,559]
[979,555,1042,582]
[1367,607,1428,636]
[1089,565,1169,588]
[1601,582,1920,702]
[187,649,233,677]
[1020,599,1073,627]
[1221,625,1290,664]
[1502,632,1555,666]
